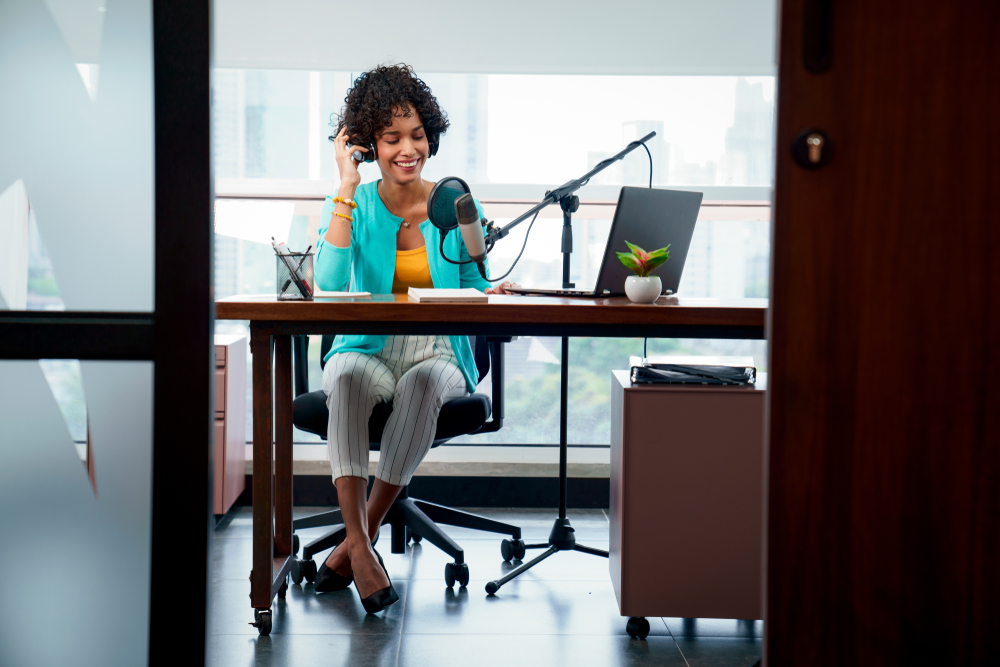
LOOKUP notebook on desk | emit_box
[408,287,489,303]
[508,187,703,298]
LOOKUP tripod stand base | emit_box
[486,517,609,594]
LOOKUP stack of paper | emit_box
[408,287,488,303]
[312,288,371,298]
[629,355,756,386]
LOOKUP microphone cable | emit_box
[640,141,654,358]
[439,140,653,282]
[639,142,653,188]
[480,209,541,283]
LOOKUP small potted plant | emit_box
[617,241,670,303]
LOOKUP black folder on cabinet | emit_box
[629,355,756,386]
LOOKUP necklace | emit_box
[381,181,425,229]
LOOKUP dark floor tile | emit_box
[674,637,762,667]
[402,578,668,637]
[208,632,400,667]
[663,617,763,638]
[399,634,685,667]
[407,538,611,583]
[209,577,407,636]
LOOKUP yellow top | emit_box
[391,246,435,294]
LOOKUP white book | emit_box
[408,287,488,303]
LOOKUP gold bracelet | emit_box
[334,211,354,223]
[333,196,358,209]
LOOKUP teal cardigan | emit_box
[315,180,490,393]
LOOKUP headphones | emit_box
[345,139,377,164]
[331,129,440,164]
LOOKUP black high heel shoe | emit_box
[314,543,353,593]
[358,547,399,614]
[314,534,381,594]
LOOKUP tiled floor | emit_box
[210,507,762,667]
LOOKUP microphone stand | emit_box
[484,131,657,595]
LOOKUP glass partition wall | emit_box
[0,1,212,665]
[211,70,774,449]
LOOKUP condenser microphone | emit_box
[455,193,487,262]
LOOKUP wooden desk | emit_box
[215,294,767,624]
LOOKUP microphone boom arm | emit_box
[485,131,657,245]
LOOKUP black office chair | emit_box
[288,335,525,587]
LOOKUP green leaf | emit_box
[624,240,649,261]
[616,252,642,274]
[646,246,670,261]
[643,254,669,275]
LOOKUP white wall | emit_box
[212,0,776,75]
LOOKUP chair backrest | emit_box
[314,334,490,386]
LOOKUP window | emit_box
[211,71,773,446]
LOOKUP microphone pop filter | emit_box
[427,176,472,232]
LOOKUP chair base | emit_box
[293,494,521,583]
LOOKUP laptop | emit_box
[508,187,703,297]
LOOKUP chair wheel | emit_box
[444,562,469,587]
[251,608,272,636]
[501,538,527,562]
[302,559,317,584]
[411,532,422,543]
[626,617,650,639]
[277,579,288,598]
[290,559,304,585]
[293,533,300,556]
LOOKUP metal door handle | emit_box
[793,129,833,169]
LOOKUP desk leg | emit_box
[250,328,274,610]
[274,336,293,558]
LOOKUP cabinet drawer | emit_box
[215,369,226,415]
[215,344,226,368]
[213,420,226,515]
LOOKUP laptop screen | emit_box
[594,187,703,296]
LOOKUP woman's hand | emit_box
[333,126,366,187]
[484,281,520,295]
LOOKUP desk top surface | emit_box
[215,294,767,328]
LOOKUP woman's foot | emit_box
[320,530,380,581]
[314,542,354,593]
[323,541,354,579]
[348,540,391,600]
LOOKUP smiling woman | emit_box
[304,63,517,614]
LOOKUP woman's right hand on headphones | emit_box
[333,126,366,187]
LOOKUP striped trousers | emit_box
[322,335,468,486]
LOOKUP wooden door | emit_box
[767,0,1000,664]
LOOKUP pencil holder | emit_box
[275,252,314,300]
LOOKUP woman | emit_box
[313,64,516,613]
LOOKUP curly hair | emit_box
[330,64,449,156]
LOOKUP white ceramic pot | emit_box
[625,275,662,303]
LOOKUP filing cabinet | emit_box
[214,334,247,515]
